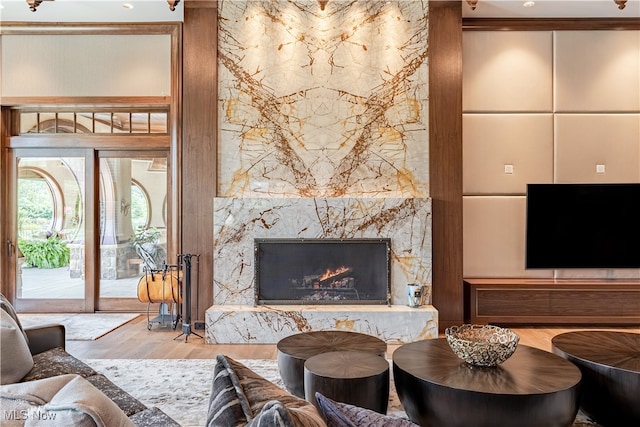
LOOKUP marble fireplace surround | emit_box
[206,2,436,344]
[206,197,438,344]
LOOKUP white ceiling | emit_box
[0,0,184,22]
[0,0,638,22]
[462,0,640,18]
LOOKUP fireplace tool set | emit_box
[173,253,203,342]
[136,253,201,341]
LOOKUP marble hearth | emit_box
[205,305,437,345]
[206,198,438,344]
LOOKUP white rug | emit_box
[19,313,140,340]
[83,358,600,427]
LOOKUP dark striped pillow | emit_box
[206,354,252,426]
[208,355,326,427]
[247,400,295,427]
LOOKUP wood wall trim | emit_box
[184,0,217,9]
[1,97,171,108]
[168,22,183,272]
[463,18,640,31]
[6,135,170,150]
[429,1,464,331]
[0,108,12,300]
[182,6,217,323]
[0,22,181,35]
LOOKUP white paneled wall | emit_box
[463,30,640,278]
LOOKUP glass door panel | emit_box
[15,155,87,310]
[98,154,168,310]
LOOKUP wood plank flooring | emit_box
[65,315,639,360]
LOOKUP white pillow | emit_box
[0,309,34,385]
[0,293,28,343]
[0,374,135,427]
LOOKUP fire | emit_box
[319,266,350,281]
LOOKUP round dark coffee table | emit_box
[552,331,640,427]
[277,330,387,398]
[393,339,581,427]
[304,350,389,414]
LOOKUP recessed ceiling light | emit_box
[523,1,535,7]
[123,3,134,9]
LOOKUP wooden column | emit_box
[428,1,464,330]
[182,0,217,323]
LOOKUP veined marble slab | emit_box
[205,304,438,345]
[218,0,429,198]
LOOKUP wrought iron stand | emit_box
[174,253,203,342]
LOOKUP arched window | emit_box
[131,180,151,230]
[17,168,68,240]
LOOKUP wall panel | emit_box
[1,34,171,97]
[463,196,552,278]
[463,113,554,194]
[554,31,640,112]
[462,31,553,112]
[555,114,640,183]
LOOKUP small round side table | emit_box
[276,330,387,397]
[304,350,390,414]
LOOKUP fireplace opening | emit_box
[254,238,391,305]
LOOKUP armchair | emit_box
[1,293,65,356]
[24,323,65,355]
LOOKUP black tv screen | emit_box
[526,183,640,269]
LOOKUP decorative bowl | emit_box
[445,324,519,367]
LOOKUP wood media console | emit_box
[464,278,640,325]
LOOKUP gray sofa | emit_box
[0,295,178,426]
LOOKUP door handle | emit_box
[7,239,14,257]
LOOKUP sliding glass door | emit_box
[10,149,169,312]
[12,149,94,312]
[97,152,169,311]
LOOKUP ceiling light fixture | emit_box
[123,3,134,9]
[614,0,627,9]
[523,1,535,7]
[26,0,47,12]
[466,0,479,10]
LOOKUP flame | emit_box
[319,266,350,281]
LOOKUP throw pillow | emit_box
[0,374,134,427]
[0,293,28,343]
[224,356,326,427]
[206,354,252,426]
[247,400,295,427]
[206,355,326,427]
[315,392,419,427]
[0,309,34,385]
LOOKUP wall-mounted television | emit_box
[526,183,640,269]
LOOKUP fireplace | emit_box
[254,238,391,305]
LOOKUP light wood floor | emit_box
[65,315,640,360]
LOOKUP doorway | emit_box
[10,149,169,312]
